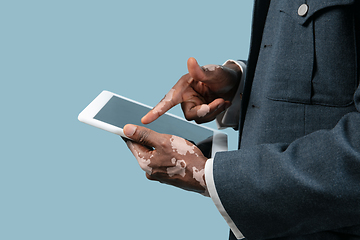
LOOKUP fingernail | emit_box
[124,124,137,137]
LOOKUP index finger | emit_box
[141,80,187,124]
[141,88,176,124]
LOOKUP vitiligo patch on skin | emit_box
[167,158,186,177]
[193,166,209,197]
[152,88,175,115]
[197,104,210,117]
[170,135,196,155]
[192,167,206,188]
[127,141,152,175]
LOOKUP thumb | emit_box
[187,57,206,81]
[123,124,160,148]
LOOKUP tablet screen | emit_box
[93,96,213,144]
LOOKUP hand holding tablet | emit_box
[78,90,227,158]
[78,90,227,194]
[123,123,209,195]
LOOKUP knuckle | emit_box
[137,129,150,145]
[195,117,211,124]
[195,119,204,124]
[158,138,169,149]
[180,73,190,81]
[184,112,196,121]
[147,170,163,181]
[185,115,194,121]
[146,173,156,181]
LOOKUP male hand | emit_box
[141,57,242,124]
[123,124,209,195]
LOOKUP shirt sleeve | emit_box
[204,158,245,239]
[216,60,247,130]
[208,59,247,239]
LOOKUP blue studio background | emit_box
[1,1,253,239]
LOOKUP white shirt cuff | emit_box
[205,158,245,239]
[216,60,246,130]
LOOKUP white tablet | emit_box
[78,91,227,158]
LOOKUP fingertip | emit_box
[187,57,199,70]
[208,98,225,110]
[187,57,197,65]
[141,116,149,125]
[187,57,205,80]
[123,124,137,137]
[141,112,157,125]
[224,101,232,109]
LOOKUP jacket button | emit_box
[298,4,309,17]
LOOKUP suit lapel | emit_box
[238,0,271,146]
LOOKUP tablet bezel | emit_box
[78,91,127,137]
[78,90,227,157]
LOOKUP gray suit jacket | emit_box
[212,1,360,239]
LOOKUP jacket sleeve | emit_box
[211,87,360,239]
[208,1,360,239]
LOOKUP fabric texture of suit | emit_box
[212,1,360,239]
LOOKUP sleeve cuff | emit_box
[216,60,246,130]
[205,158,245,239]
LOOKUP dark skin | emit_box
[124,124,208,194]
[125,57,242,194]
[142,57,242,124]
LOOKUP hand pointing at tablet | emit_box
[123,57,241,195]
[123,124,209,195]
[141,57,242,125]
